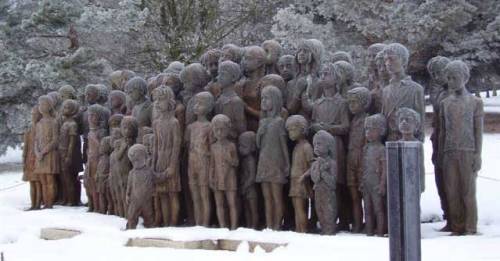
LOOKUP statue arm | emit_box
[416,87,426,141]
[327,105,350,135]
[301,91,313,115]
[169,121,181,177]
[378,150,387,196]
[473,99,484,172]
[280,124,290,175]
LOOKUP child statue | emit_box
[362,114,387,236]
[209,114,239,230]
[277,55,298,113]
[366,43,387,114]
[201,49,222,98]
[301,130,337,235]
[96,137,113,214]
[109,70,136,91]
[85,104,110,212]
[113,116,138,217]
[220,44,243,64]
[59,99,83,206]
[185,91,215,227]
[346,87,371,233]
[439,60,483,235]
[238,131,259,229]
[125,77,152,144]
[215,61,247,140]
[427,55,451,231]
[256,85,290,230]
[286,115,313,233]
[241,46,267,132]
[262,40,282,75]
[152,86,182,226]
[381,43,425,141]
[23,106,43,210]
[126,144,155,229]
[34,95,60,209]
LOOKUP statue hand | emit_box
[296,77,308,94]
[472,154,482,172]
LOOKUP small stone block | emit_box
[40,228,81,240]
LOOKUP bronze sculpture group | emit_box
[23,40,483,236]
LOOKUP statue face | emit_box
[238,140,252,156]
[398,114,416,136]
[296,48,312,65]
[205,58,219,78]
[313,136,329,157]
[31,108,42,123]
[62,101,75,116]
[278,59,295,81]
[60,91,74,101]
[128,88,143,102]
[217,68,233,88]
[377,61,389,81]
[263,44,280,65]
[154,97,169,113]
[446,69,465,93]
[347,96,363,114]
[121,123,135,138]
[193,95,210,116]
[384,53,404,75]
[88,111,99,128]
[38,99,51,115]
[110,95,123,109]
[260,89,273,111]
[287,125,303,141]
[130,151,146,169]
[213,122,229,140]
[85,89,98,104]
[221,50,235,63]
[241,52,261,74]
[365,124,382,142]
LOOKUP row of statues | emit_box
[22,39,483,236]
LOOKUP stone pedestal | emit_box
[386,141,421,261]
[40,228,81,240]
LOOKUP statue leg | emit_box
[443,152,464,234]
[158,192,169,226]
[249,197,259,229]
[372,191,385,237]
[28,181,36,210]
[292,196,308,233]
[226,191,238,230]
[214,190,227,228]
[271,183,284,230]
[189,183,202,225]
[200,185,212,227]
[153,192,162,226]
[142,201,155,228]
[461,152,478,234]
[168,192,180,226]
[261,182,274,229]
[126,202,140,229]
[34,181,43,209]
[45,174,56,208]
[349,186,363,233]
[363,188,374,236]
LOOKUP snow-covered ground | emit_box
[1,135,500,260]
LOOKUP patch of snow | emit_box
[0,145,23,164]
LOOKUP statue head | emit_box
[95,84,109,105]
[212,114,231,141]
[88,104,110,130]
[152,86,176,113]
[347,87,371,114]
[128,143,147,169]
[241,46,266,75]
[110,127,123,148]
[109,90,127,112]
[367,43,386,69]
[201,49,222,79]
[383,43,410,75]
[286,114,308,141]
[108,114,124,129]
[220,44,243,64]
[109,70,136,91]
[58,85,77,101]
[331,51,353,64]
[375,51,390,85]
[193,91,215,117]
[125,77,148,103]
[397,107,420,138]
[427,56,451,86]
[444,60,470,93]
[262,40,282,66]
[261,85,283,118]
[217,60,241,88]
[296,39,324,75]
[258,74,286,96]
[277,55,296,81]
[313,130,335,158]
[84,84,100,105]
[143,133,154,155]
[163,61,185,94]
[61,99,80,118]
[47,91,62,109]
[238,131,256,156]
[37,95,54,116]
[121,116,138,139]
[365,113,387,142]
[332,61,355,92]
[180,63,210,92]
